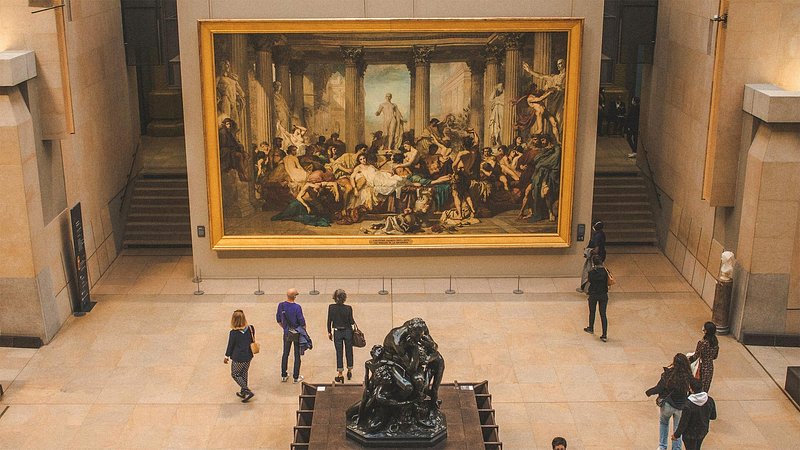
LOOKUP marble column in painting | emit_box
[502,33,524,146]
[341,46,363,152]
[356,58,367,147]
[254,37,275,146]
[467,58,485,146]
[406,59,416,137]
[274,47,291,130]
[532,33,553,74]
[289,59,307,129]
[483,43,502,146]
[230,34,250,149]
[413,45,434,137]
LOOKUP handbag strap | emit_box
[249,325,255,342]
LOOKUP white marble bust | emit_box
[720,251,735,281]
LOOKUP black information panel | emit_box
[70,203,93,315]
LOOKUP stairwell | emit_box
[592,173,658,245]
[123,173,191,248]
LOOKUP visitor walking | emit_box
[224,309,255,402]
[327,289,356,383]
[552,436,568,449]
[646,353,694,450]
[583,254,610,342]
[276,288,306,383]
[672,378,717,450]
[578,220,607,292]
[688,321,720,392]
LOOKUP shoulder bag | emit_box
[282,310,300,341]
[606,267,616,286]
[249,325,260,354]
[352,323,367,348]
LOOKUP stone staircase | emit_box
[592,173,658,245]
[123,173,191,248]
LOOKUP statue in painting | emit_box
[273,80,292,131]
[488,83,504,146]
[375,93,405,150]
[216,59,246,125]
[346,318,446,446]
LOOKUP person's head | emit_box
[331,132,340,140]
[428,143,439,155]
[482,147,492,158]
[258,141,270,151]
[592,220,604,231]
[221,118,235,129]
[287,145,297,156]
[273,137,283,148]
[591,254,603,266]
[327,145,339,159]
[385,93,392,101]
[498,145,509,156]
[552,437,568,450]
[357,153,367,165]
[703,321,719,348]
[355,143,368,153]
[370,344,384,361]
[392,153,405,164]
[317,136,326,145]
[556,58,566,72]
[231,309,247,329]
[406,318,427,340]
[332,289,347,304]
[667,353,693,392]
[271,149,284,163]
[402,141,413,151]
[539,134,552,147]
[273,80,282,92]
[515,135,523,145]
[286,288,299,301]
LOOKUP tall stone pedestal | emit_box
[712,279,732,335]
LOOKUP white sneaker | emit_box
[293,375,304,384]
[281,376,288,382]
[627,153,637,158]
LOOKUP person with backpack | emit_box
[646,353,694,450]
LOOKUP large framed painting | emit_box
[199,18,582,250]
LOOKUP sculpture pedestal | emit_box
[346,401,447,448]
[712,279,732,335]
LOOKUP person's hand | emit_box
[224,357,229,364]
[670,435,677,441]
[328,332,333,341]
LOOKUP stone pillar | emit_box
[406,59,416,136]
[502,33,524,146]
[356,58,367,147]
[413,45,434,137]
[467,58,485,146]
[483,44,502,146]
[341,46,363,152]
[231,34,250,148]
[532,33,553,74]
[289,59,307,128]
[254,37,275,146]
[274,47,291,129]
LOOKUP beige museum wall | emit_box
[0,1,138,341]
[641,0,800,334]
[178,0,604,278]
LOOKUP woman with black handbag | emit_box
[224,309,256,402]
[327,289,355,383]
[583,254,610,342]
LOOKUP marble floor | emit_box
[1,251,799,449]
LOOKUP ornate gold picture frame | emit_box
[199,18,583,250]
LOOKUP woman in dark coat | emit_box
[224,309,255,402]
[327,289,355,383]
[688,321,720,392]
[646,353,694,450]
[583,254,610,341]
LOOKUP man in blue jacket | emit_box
[277,288,306,383]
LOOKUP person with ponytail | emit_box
[688,321,720,392]
[646,353,694,450]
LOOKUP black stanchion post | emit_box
[193,277,204,295]
[310,276,320,295]
[513,275,523,294]
[445,275,455,295]
[254,277,264,296]
[192,266,202,283]
[378,277,389,295]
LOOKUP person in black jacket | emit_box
[327,289,356,383]
[646,353,694,450]
[672,378,717,449]
[583,254,610,341]
[224,309,255,402]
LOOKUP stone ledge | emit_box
[0,50,36,86]
[743,84,800,123]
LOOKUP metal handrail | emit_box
[119,139,142,212]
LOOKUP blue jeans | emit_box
[281,334,301,379]
[333,328,353,371]
[659,403,682,450]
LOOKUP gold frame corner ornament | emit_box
[199,18,583,251]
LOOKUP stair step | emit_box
[131,197,189,206]
[133,186,189,197]
[123,240,192,248]
[129,205,190,214]
[126,223,191,232]
[128,214,190,223]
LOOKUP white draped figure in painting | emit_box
[488,83,504,146]
[375,93,405,150]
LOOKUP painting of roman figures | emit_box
[199,19,582,249]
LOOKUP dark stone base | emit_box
[786,367,800,406]
[742,333,800,347]
[0,335,43,348]
[346,425,447,448]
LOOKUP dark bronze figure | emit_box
[346,318,447,446]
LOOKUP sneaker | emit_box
[236,391,246,398]
[600,335,608,342]
[627,152,636,158]
[241,390,254,402]
[583,327,594,334]
[293,375,304,384]
[281,376,288,382]
[575,287,584,293]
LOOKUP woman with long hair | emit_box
[646,353,694,450]
[688,321,720,392]
[327,289,355,383]
[224,309,255,402]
